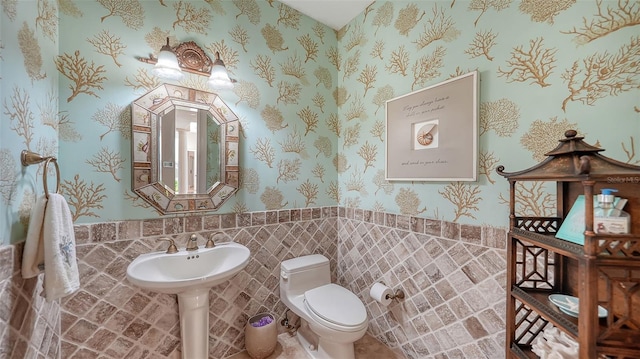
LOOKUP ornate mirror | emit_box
[131,84,239,214]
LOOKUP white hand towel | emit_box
[42,193,80,301]
[22,195,48,278]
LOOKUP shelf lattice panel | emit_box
[515,239,555,290]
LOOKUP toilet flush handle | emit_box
[281,271,288,280]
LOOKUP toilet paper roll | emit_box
[370,282,393,306]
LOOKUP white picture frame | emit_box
[385,71,479,181]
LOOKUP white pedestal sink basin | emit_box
[126,241,250,359]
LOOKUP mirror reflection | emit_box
[159,108,221,195]
[131,84,239,214]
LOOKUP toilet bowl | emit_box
[280,254,368,359]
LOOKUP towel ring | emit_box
[43,157,60,199]
[20,150,62,199]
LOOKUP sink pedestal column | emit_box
[178,288,210,359]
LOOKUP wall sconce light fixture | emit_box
[208,52,234,91]
[152,38,184,81]
[138,38,235,91]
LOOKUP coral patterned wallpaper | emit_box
[1,0,639,245]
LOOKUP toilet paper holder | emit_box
[370,282,405,305]
[386,288,405,301]
[378,281,405,301]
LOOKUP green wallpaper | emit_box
[55,0,340,223]
[1,0,60,245]
[1,0,639,244]
[341,0,640,223]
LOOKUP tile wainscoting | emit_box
[0,206,507,359]
[0,244,60,359]
[337,208,507,358]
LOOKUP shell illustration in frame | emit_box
[413,120,439,150]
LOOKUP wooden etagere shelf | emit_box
[498,130,640,359]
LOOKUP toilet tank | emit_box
[280,254,331,296]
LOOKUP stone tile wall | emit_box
[62,207,338,359]
[0,206,508,359]
[336,208,507,359]
[0,244,61,358]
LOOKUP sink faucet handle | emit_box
[159,237,178,254]
[206,232,220,248]
[186,234,199,251]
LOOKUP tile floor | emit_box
[227,332,402,359]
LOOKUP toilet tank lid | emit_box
[281,254,328,272]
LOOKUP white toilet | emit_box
[279,254,368,359]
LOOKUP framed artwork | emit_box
[385,71,478,181]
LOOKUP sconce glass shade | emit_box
[208,52,234,91]
[152,38,183,81]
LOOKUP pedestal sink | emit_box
[126,242,250,359]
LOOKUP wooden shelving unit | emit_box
[498,130,640,358]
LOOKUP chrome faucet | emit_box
[186,234,199,251]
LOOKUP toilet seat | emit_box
[303,284,367,332]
